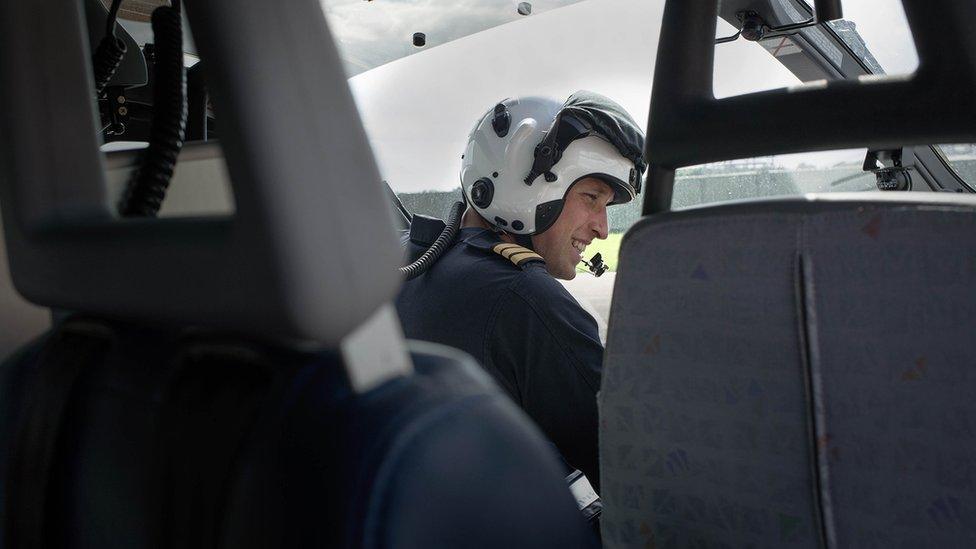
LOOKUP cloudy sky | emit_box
[318,0,919,192]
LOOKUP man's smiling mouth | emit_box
[572,239,588,254]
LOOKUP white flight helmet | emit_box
[461,91,645,235]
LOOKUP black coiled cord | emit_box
[92,0,126,98]
[399,201,466,281]
[92,37,126,98]
[118,4,186,217]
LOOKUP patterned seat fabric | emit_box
[600,195,976,548]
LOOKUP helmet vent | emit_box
[494,216,508,227]
[471,178,494,208]
[491,103,510,137]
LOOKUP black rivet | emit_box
[492,171,499,178]
[494,216,508,226]
[544,172,557,182]
[512,220,524,231]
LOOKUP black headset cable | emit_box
[92,0,127,98]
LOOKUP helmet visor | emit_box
[524,90,646,200]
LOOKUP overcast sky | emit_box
[322,0,920,192]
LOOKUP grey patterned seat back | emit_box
[600,193,976,548]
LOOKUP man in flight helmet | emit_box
[396,91,646,493]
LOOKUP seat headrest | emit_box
[0,0,402,345]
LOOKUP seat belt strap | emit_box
[155,346,273,549]
[4,324,110,549]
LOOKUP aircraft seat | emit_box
[0,209,50,361]
[0,320,593,548]
[600,193,976,547]
[0,0,596,546]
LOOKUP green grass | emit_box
[584,232,623,272]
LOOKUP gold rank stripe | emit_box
[493,243,522,256]
[508,251,543,266]
[495,244,529,259]
[492,243,544,267]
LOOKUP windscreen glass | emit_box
[672,148,877,209]
[714,16,802,99]
[937,144,976,190]
[714,0,918,99]
[337,0,665,201]
[339,0,816,203]
[321,0,588,78]
[826,0,918,75]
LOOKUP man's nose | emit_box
[591,207,609,239]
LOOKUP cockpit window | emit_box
[319,0,928,329]
[936,144,976,190]
[321,0,589,78]
[714,0,918,99]
[672,148,878,209]
[345,0,664,200]
[713,16,802,99]
[826,0,918,75]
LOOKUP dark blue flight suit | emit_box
[396,227,603,492]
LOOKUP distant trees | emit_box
[395,188,641,233]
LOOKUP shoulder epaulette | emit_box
[492,243,545,268]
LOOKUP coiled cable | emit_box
[117,2,186,217]
[92,0,126,98]
[399,201,465,281]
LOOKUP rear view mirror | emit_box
[715,0,844,45]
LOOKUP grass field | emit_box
[583,232,623,272]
